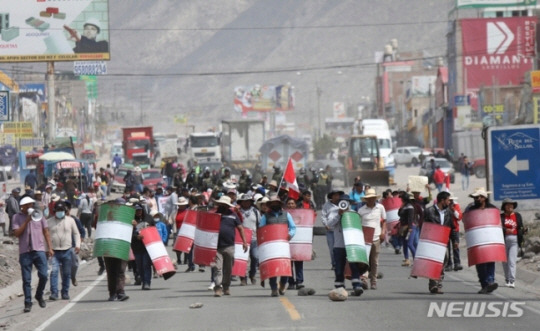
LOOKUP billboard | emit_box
[461,17,536,108]
[234,84,295,115]
[0,0,109,63]
[457,0,536,8]
[409,76,436,97]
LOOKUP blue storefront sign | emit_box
[0,91,9,121]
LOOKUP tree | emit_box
[312,134,336,159]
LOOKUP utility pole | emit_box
[316,84,322,139]
[47,62,55,142]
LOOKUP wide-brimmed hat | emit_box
[223,181,236,190]
[256,196,269,209]
[51,193,60,202]
[327,190,345,199]
[214,195,234,207]
[448,192,458,201]
[267,194,283,205]
[362,188,380,200]
[501,198,517,210]
[19,196,35,206]
[268,180,278,188]
[469,187,491,198]
[175,197,189,206]
[34,190,42,195]
[253,193,263,202]
[237,193,254,202]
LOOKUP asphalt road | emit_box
[2,165,540,330]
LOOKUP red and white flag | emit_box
[282,158,300,200]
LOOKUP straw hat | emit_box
[469,187,491,198]
[19,196,35,206]
[268,180,278,188]
[237,193,254,202]
[175,197,189,206]
[267,194,283,205]
[362,188,380,200]
[51,193,60,202]
[214,195,234,207]
[256,196,269,209]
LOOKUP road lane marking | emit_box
[35,274,106,331]
[280,297,301,320]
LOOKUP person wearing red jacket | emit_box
[173,197,189,267]
[444,194,463,271]
[432,165,445,192]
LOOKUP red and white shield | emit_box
[193,212,221,266]
[173,210,198,253]
[140,226,176,280]
[257,224,292,281]
[232,228,252,277]
[463,208,506,266]
[382,196,401,235]
[411,222,450,280]
[363,226,375,261]
[288,209,315,261]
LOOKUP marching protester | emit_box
[47,201,81,301]
[357,189,386,290]
[321,190,343,270]
[65,201,85,287]
[212,196,248,297]
[500,198,524,288]
[258,194,296,296]
[422,191,458,294]
[464,187,500,294]
[13,196,53,312]
[237,193,260,286]
[445,194,463,272]
[398,192,417,267]
[131,205,154,290]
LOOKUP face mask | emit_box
[270,205,281,212]
[154,218,160,223]
[217,206,228,213]
[55,211,65,219]
[44,209,49,217]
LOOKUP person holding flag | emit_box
[281,158,301,201]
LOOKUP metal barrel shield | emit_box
[93,202,134,261]
[173,210,198,253]
[411,222,450,280]
[232,228,252,277]
[464,208,507,266]
[193,212,221,266]
[382,197,401,235]
[341,211,368,264]
[288,209,315,261]
[257,224,291,281]
[140,226,176,280]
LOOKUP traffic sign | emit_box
[488,124,540,210]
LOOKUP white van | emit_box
[361,119,395,168]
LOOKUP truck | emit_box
[221,120,265,172]
[345,135,389,187]
[122,126,154,168]
[156,139,178,166]
[189,131,221,165]
[451,130,484,165]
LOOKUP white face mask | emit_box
[154,218,160,223]
[55,211,65,219]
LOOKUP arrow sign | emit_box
[505,155,529,176]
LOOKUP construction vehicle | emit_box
[345,135,389,187]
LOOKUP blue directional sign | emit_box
[488,125,540,210]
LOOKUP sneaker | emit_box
[505,282,511,287]
[208,282,215,290]
[454,264,463,271]
[361,279,369,290]
[61,294,70,300]
[214,288,223,297]
[296,284,305,290]
[278,283,287,295]
[23,303,32,313]
[444,265,453,272]
[142,284,151,290]
[108,295,116,301]
[370,282,377,290]
[430,287,443,294]
[509,282,515,288]
[35,296,46,308]
[134,277,142,286]
[153,273,158,279]
[240,279,248,286]
[185,266,195,272]
[117,294,129,301]
[250,276,256,285]
[271,289,278,297]
[287,284,295,290]
[260,280,265,288]
[350,288,364,296]
[223,288,231,296]
[395,248,401,255]
[478,287,489,294]
[49,295,58,301]
[199,266,205,272]
[486,283,498,293]
[72,277,78,286]
[98,267,105,276]
[401,259,410,267]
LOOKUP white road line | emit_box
[35,274,106,331]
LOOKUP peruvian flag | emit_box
[282,158,300,200]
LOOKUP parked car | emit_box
[471,158,486,178]
[142,168,163,191]
[419,157,455,184]
[392,146,432,166]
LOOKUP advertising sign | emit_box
[0,0,110,63]
[233,84,295,114]
[457,0,536,8]
[0,91,9,121]
[531,70,540,93]
[409,76,436,97]
[461,17,536,108]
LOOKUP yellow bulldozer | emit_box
[344,135,390,187]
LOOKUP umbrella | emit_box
[39,152,75,161]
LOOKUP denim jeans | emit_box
[50,249,72,297]
[476,262,495,288]
[326,230,336,268]
[403,225,418,259]
[333,247,361,289]
[134,252,152,286]
[461,173,469,191]
[70,248,79,280]
[390,235,401,250]
[287,261,304,286]
[248,239,258,279]
[19,251,48,305]
[269,276,288,290]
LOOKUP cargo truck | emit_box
[221,120,265,172]
[189,131,221,166]
[122,126,154,168]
